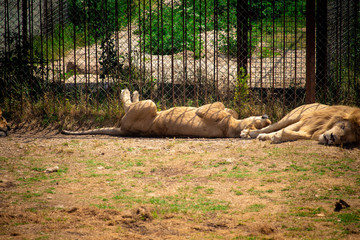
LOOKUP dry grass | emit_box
[0,130,359,239]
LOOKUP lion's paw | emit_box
[132,91,139,103]
[120,89,131,103]
[257,133,271,141]
[240,129,250,138]
[270,133,282,144]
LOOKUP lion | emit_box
[240,103,360,145]
[0,109,11,137]
[62,89,271,138]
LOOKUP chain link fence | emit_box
[316,0,360,105]
[0,0,359,121]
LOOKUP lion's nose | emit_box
[330,133,335,142]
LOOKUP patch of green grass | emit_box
[22,191,42,199]
[286,164,308,172]
[226,168,251,179]
[337,213,359,223]
[205,188,215,194]
[45,187,56,194]
[247,187,263,196]
[35,236,50,240]
[291,207,324,217]
[232,188,243,196]
[31,167,46,172]
[245,204,266,212]
[17,175,48,183]
[94,203,115,209]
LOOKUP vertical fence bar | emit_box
[105,0,110,111]
[138,0,142,94]
[199,0,202,103]
[182,0,186,104]
[17,0,21,113]
[316,0,327,101]
[354,0,360,104]
[45,0,49,92]
[338,0,342,99]
[260,0,263,105]
[282,0,286,113]
[305,0,316,103]
[21,0,28,115]
[271,0,275,93]
[29,0,34,95]
[214,0,219,101]
[294,0,298,106]
[72,0,77,104]
[237,0,248,76]
[204,0,208,103]
[158,0,161,102]
[127,0,132,88]
[61,0,66,107]
[142,0,146,98]
[335,0,339,101]
[227,0,230,103]
[248,0,252,95]
[193,0,197,105]
[115,0,120,102]
[3,0,9,111]
[346,0,350,96]
[84,0,88,111]
[171,0,175,104]
[39,0,44,91]
[58,0,62,101]
[161,0,164,105]
[50,0,55,109]
[150,0,153,99]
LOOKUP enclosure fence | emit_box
[1,0,359,119]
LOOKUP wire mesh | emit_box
[0,0,359,120]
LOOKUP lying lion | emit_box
[0,109,10,137]
[62,89,271,138]
[241,103,360,145]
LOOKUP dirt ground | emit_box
[0,128,359,239]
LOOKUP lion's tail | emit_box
[61,127,124,136]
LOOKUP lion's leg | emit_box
[257,122,310,143]
[132,90,139,103]
[246,118,299,138]
[120,100,158,133]
[270,129,312,143]
[120,89,132,113]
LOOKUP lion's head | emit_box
[0,109,10,137]
[318,109,360,145]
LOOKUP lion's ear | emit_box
[0,109,2,116]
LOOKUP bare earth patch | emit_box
[0,129,359,239]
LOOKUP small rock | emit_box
[45,166,59,173]
[97,166,105,170]
[316,213,325,217]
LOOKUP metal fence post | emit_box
[237,0,249,76]
[316,0,328,101]
[306,0,316,103]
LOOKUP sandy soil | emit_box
[0,129,359,239]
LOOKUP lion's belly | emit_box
[149,108,225,137]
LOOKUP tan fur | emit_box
[242,103,360,145]
[62,89,271,138]
[0,109,10,137]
